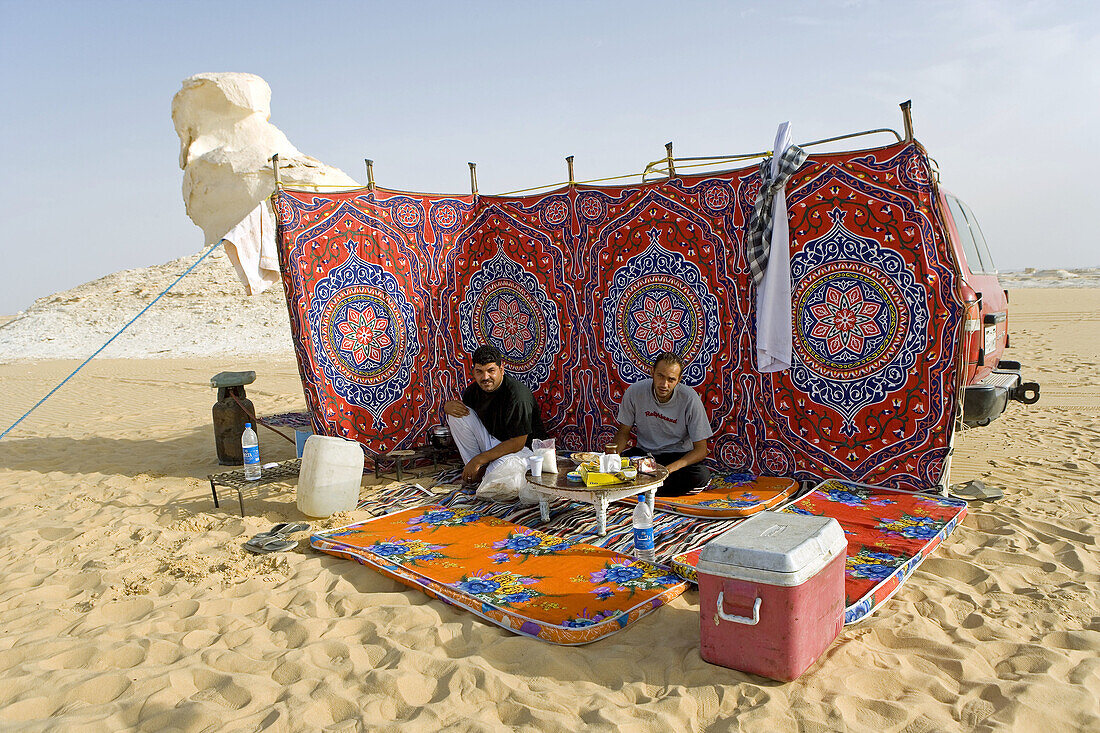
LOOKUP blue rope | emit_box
[0,242,224,441]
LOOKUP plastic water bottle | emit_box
[633,494,656,562]
[242,422,261,480]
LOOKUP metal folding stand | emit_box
[208,458,302,516]
[372,446,454,481]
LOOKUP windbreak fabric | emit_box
[274,141,962,491]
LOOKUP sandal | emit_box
[252,522,311,541]
[243,535,298,554]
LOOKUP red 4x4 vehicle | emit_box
[938,189,1040,426]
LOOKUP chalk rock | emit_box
[172,72,359,246]
[1031,269,1080,279]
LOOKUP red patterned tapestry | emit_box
[275,141,963,490]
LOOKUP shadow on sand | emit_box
[0,424,298,480]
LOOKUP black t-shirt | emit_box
[462,373,547,447]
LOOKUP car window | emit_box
[958,199,996,273]
[946,196,986,273]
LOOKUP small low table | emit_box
[524,458,669,536]
[208,458,302,516]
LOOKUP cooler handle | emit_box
[716,591,761,626]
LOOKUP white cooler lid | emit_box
[696,511,846,586]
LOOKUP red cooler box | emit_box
[697,510,846,681]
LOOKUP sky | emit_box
[1,0,1097,314]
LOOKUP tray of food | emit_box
[577,459,636,486]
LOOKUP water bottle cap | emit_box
[638,494,645,503]
[245,423,252,428]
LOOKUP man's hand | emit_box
[460,436,527,486]
[444,400,469,418]
[461,456,487,484]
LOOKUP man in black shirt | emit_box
[444,345,547,484]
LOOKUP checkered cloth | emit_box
[745,144,807,286]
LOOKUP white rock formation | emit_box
[172,72,359,246]
[0,252,296,361]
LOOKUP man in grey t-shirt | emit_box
[612,352,713,496]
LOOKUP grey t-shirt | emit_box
[616,379,713,454]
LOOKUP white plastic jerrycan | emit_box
[297,435,365,517]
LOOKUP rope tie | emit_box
[227,391,296,445]
[1,242,222,440]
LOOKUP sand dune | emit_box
[0,289,1096,731]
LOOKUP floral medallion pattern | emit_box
[790,208,927,435]
[308,254,420,419]
[336,305,393,366]
[458,248,560,384]
[601,231,721,385]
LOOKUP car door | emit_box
[942,193,1009,382]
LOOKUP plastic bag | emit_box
[531,437,558,474]
[476,448,539,504]
[635,455,659,475]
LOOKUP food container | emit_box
[696,511,846,681]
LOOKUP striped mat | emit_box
[356,480,746,563]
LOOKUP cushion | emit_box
[649,473,799,518]
[669,479,967,624]
[310,504,688,645]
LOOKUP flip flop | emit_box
[243,535,298,554]
[277,522,311,536]
[949,479,1003,502]
[252,522,311,541]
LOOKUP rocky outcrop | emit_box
[172,72,359,246]
[0,252,295,360]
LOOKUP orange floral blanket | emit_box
[646,474,799,518]
[311,504,689,645]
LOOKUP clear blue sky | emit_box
[1,0,1097,314]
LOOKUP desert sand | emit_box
[0,286,1097,731]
